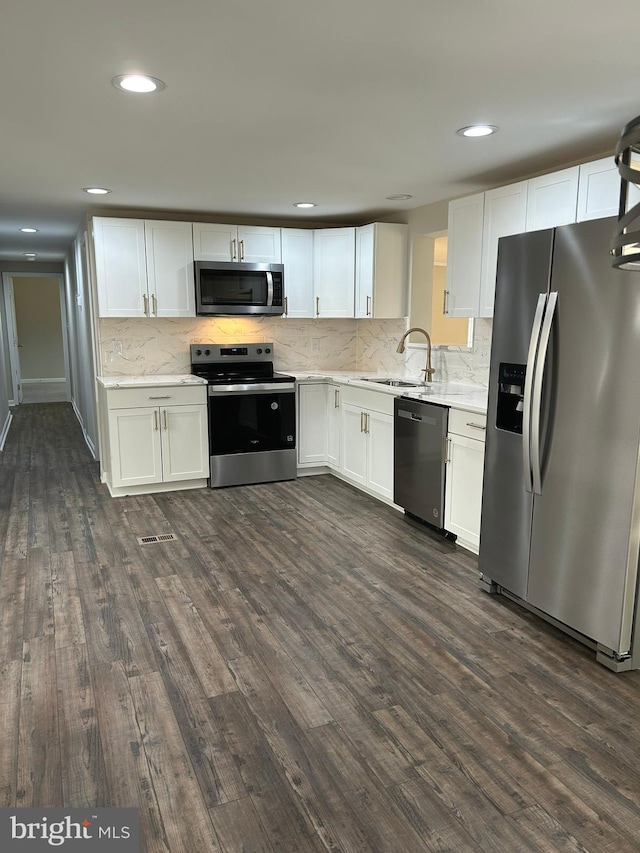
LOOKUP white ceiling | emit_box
[1,0,638,261]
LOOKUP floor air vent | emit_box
[137,533,178,545]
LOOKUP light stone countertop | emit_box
[97,374,207,389]
[292,371,488,415]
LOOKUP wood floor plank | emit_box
[51,551,87,649]
[93,661,173,853]
[17,636,62,807]
[55,642,107,807]
[154,575,237,698]
[0,660,21,807]
[145,619,246,806]
[208,797,276,853]
[210,691,326,853]
[127,671,224,852]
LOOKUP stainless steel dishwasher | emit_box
[393,396,449,528]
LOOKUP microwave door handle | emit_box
[522,293,547,493]
[531,290,558,495]
[266,271,274,306]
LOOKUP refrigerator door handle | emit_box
[531,290,558,495]
[523,293,548,493]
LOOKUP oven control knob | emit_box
[196,349,202,356]
[204,349,211,355]
[256,348,262,354]
[265,347,271,354]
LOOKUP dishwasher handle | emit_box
[397,408,438,426]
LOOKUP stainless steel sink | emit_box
[362,378,422,387]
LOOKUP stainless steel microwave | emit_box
[194,262,285,316]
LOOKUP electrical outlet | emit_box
[113,340,123,355]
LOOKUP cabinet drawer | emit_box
[106,384,206,409]
[448,409,487,441]
[339,385,395,416]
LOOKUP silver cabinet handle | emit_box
[162,409,168,430]
[523,293,547,493]
[444,436,451,463]
[153,410,158,431]
[284,296,288,316]
[531,290,558,495]
[360,411,364,432]
[334,388,339,408]
[366,295,372,316]
[143,293,149,316]
[239,239,245,261]
[443,289,449,315]
[148,395,171,400]
[364,412,369,434]
[466,422,486,431]
[151,293,157,316]
[316,296,320,316]
[231,238,237,260]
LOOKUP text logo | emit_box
[0,809,139,851]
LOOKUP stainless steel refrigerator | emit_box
[479,217,640,671]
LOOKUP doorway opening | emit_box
[1,272,70,405]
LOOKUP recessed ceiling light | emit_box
[20,227,38,233]
[293,202,317,209]
[386,194,413,201]
[112,74,165,94]
[457,125,498,138]
[83,187,112,195]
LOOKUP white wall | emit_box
[64,232,98,458]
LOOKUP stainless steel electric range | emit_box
[190,343,296,488]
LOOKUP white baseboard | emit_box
[22,377,66,384]
[0,411,13,451]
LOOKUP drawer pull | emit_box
[466,422,486,431]
[148,395,172,399]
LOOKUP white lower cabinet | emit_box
[297,381,393,502]
[444,409,486,553]
[100,384,209,496]
[340,388,394,502]
[297,383,328,466]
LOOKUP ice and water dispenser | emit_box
[496,363,526,433]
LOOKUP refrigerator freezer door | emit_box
[479,230,554,599]
[527,217,640,654]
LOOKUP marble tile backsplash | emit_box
[98,316,492,387]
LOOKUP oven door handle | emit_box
[266,271,274,307]
[208,382,295,396]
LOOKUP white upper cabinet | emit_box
[237,226,282,263]
[93,218,195,319]
[525,166,579,232]
[576,157,640,221]
[445,193,485,317]
[355,223,408,319]
[93,218,148,318]
[313,227,356,318]
[192,223,281,262]
[479,182,528,318]
[192,223,237,261]
[144,220,195,317]
[281,228,315,318]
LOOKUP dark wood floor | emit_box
[2,403,640,852]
